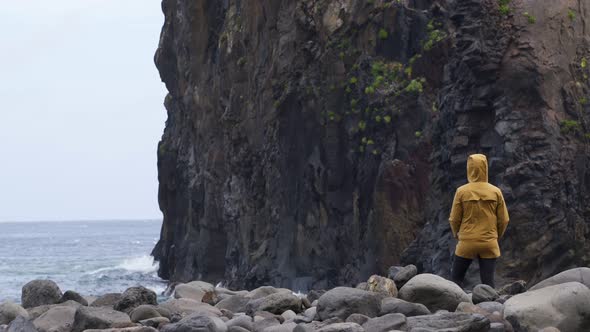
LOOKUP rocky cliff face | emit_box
[152,0,590,290]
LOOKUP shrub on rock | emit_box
[21,280,63,309]
[504,282,590,332]
[366,275,397,297]
[398,274,470,312]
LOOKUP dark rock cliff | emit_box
[152,0,590,290]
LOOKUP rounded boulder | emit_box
[21,280,63,309]
[398,274,470,312]
[317,287,382,320]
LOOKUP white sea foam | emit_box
[117,255,159,273]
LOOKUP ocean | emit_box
[0,220,167,303]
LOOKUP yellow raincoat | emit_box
[449,154,510,259]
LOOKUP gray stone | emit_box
[247,293,302,315]
[216,296,250,314]
[130,305,162,323]
[21,280,63,309]
[379,297,430,317]
[406,312,490,331]
[398,274,470,312]
[476,302,504,315]
[138,317,170,328]
[71,306,132,332]
[59,291,88,306]
[281,310,296,321]
[247,287,283,300]
[472,284,499,304]
[226,315,253,331]
[262,322,297,332]
[27,301,83,321]
[392,265,418,287]
[185,281,215,294]
[529,268,590,291]
[91,294,122,308]
[0,302,29,325]
[83,327,157,332]
[498,281,526,296]
[114,287,157,314]
[228,327,249,332]
[6,316,37,332]
[160,314,227,332]
[489,322,505,332]
[345,313,370,325]
[302,307,315,320]
[159,299,222,318]
[253,318,280,332]
[362,313,407,332]
[316,323,363,332]
[174,284,206,302]
[504,282,590,332]
[317,287,381,320]
[33,306,77,332]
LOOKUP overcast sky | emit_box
[0,1,167,222]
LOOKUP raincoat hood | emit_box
[467,154,488,183]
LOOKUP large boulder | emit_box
[6,316,37,332]
[529,267,590,291]
[21,280,63,309]
[185,282,215,294]
[398,274,470,312]
[160,314,227,332]
[33,306,77,332]
[159,299,222,318]
[472,284,499,304]
[504,282,590,332]
[366,275,397,298]
[246,287,289,300]
[246,293,302,315]
[317,287,382,320]
[406,312,490,331]
[361,313,407,332]
[91,294,122,308]
[114,287,157,314]
[379,297,430,317]
[71,306,132,332]
[59,291,88,306]
[0,302,29,325]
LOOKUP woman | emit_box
[449,154,509,288]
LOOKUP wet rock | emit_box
[366,275,397,298]
[160,314,227,332]
[91,294,122,308]
[130,305,162,323]
[361,313,406,332]
[498,281,526,296]
[159,299,222,318]
[406,312,490,331]
[504,282,590,332]
[6,316,37,332]
[59,291,88,306]
[529,268,590,291]
[33,306,77,332]
[317,287,382,320]
[114,287,157,314]
[472,284,499,304]
[379,297,430,317]
[398,274,470,312]
[21,280,63,309]
[0,302,29,325]
[71,307,131,332]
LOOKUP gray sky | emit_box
[0,1,167,221]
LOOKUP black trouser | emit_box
[451,255,497,288]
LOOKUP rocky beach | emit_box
[2,266,590,332]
